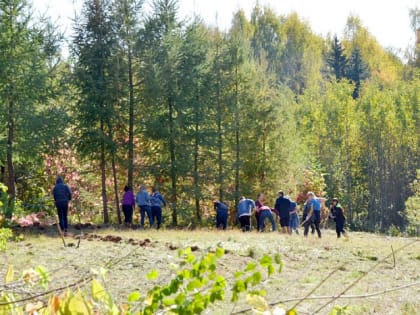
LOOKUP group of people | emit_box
[52,176,345,237]
[121,185,167,229]
[215,191,347,238]
[52,176,167,232]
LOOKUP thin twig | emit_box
[312,239,418,314]
[290,264,344,310]
[232,280,420,314]
[391,245,396,268]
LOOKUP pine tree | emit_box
[345,47,369,98]
[0,0,61,205]
[327,36,347,81]
[72,0,120,224]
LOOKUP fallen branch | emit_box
[312,239,419,314]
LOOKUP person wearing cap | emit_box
[329,197,347,238]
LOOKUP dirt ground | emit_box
[1,225,419,315]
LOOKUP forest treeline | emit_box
[0,0,419,234]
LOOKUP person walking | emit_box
[136,185,152,228]
[237,196,255,232]
[122,185,135,227]
[302,201,315,234]
[52,176,72,235]
[150,187,166,229]
[302,192,324,238]
[330,197,347,238]
[214,200,228,230]
[274,191,291,234]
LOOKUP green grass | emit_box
[1,226,419,315]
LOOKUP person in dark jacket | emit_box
[329,198,347,238]
[122,185,135,227]
[214,200,228,230]
[150,187,166,229]
[274,191,291,234]
[53,176,72,234]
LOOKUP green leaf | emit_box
[274,253,282,264]
[147,270,159,280]
[245,262,257,272]
[186,278,202,291]
[215,247,224,258]
[268,264,275,276]
[128,291,141,302]
[5,265,14,284]
[91,279,107,302]
[287,308,298,315]
[35,265,50,289]
[259,255,272,267]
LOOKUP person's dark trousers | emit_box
[304,214,321,237]
[336,219,345,237]
[255,213,260,231]
[303,213,315,234]
[56,201,69,231]
[140,205,153,227]
[259,210,276,231]
[151,206,162,229]
[313,212,322,238]
[216,209,228,230]
[239,215,251,231]
[122,205,133,224]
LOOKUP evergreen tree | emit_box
[326,36,347,81]
[0,0,62,205]
[72,0,120,223]
[139,0,182,225]
[345,47,369,99]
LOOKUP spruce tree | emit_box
[327,36,347,81]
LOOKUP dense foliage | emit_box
[0,0,419,234]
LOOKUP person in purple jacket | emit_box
[122,185,135,227]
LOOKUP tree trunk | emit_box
[6,99,16,204]
[100,119,109,224]
[111,151,122,224]
[193,95,201,222]
[216,42,224,202]
[127,43,135,189]
[234,59,240,210]
[168,96,177,226]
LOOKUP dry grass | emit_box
[1,226,419,315]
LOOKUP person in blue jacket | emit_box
[52,176,72,235]
[136,185,152,228]
[150,187,166,229]
[302,191,323,238]
[237,196,256,232]
[214,200,228,230]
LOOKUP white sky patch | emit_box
[32,0,420,57]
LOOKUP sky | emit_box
[32,0,420,56]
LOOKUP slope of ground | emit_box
[1,226,419,315]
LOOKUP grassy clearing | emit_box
[1,226,419,315]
